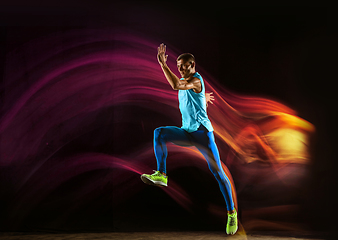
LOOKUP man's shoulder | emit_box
[193,72,203,79]
[188,72,202,82]
[191,73,203,85]
[186,77,201,88]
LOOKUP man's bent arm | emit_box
[157,44,200,91]
[160,63,200,91]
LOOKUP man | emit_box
[141,43,238,235]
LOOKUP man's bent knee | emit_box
[154,127,164,139]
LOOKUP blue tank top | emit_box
[178,72,214,132]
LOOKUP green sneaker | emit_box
[226,209,238,235]
[141,170,168,187]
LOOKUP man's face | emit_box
[177,59,194,78]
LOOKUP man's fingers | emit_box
[158,44,165,54]
[159,43,166,53]
[157,44,168,64]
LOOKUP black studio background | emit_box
[0,1,336,236]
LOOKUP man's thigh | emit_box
[157,126,192,147]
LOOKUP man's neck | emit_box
[184,71,196,80]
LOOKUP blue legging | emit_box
[154,125,235,211]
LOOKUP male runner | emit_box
[141,43,238,235]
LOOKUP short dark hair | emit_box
[177,53,195,64]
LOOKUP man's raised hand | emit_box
[157,43,168,66]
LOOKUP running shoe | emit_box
[226,209,238,235]
[141,170,168,187]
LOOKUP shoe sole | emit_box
[140,175,167,187]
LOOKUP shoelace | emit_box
[151,170,167,180]
[228,214,236,226]
[152,170,161,176]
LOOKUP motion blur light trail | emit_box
[0,28,314,231]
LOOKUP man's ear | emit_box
[191,61,195,68]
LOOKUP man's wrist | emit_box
[160,63,168,69]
